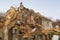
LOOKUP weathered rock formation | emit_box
[3,2,43,40]
[3,2,60,40]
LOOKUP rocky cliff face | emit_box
[3,2,43,39]
[1,2,57,40]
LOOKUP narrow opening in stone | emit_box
[19,31,24,34]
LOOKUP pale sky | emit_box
[0,0,60,20]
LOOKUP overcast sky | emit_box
[0,0,60,20]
